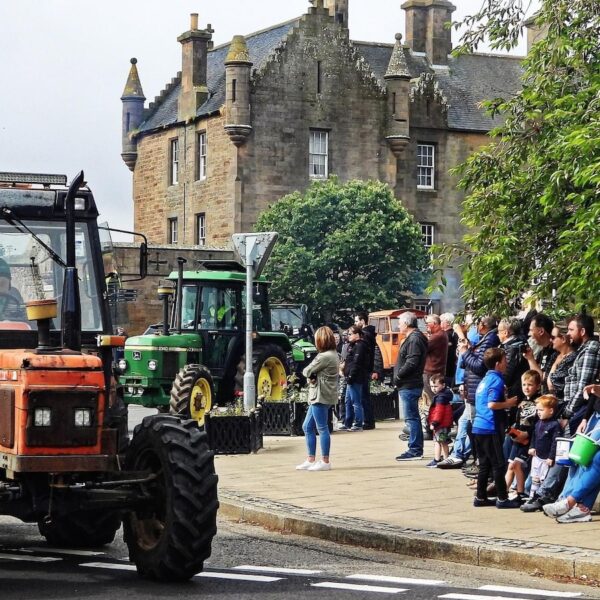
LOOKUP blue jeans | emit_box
[450,401,472,460]
[303,403,331,458]
[344,383,364,428]
[399,387,423,456]
[560,412,600,509]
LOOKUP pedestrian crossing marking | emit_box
[234,564,322,575]
[0,552,61,563]
[440,594,540,600]
[80,562,136,571]
[27,547,104,557]
[313,582,407,594]
[197,571,282,582]
[479,585,581,598]
[348,573,446,586]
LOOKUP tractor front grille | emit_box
[26,390,99,447]
[162,352,179,379]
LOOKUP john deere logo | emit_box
[133,351,142,360]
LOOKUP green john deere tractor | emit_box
[119,260,293,425]
[270,303,318,384]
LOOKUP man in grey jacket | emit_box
[393,312,428,460]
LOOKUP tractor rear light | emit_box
[74,408,92,427]
[34,408,52,427]
[118,359,128,371]
[148,359,158,371]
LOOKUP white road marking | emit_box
[0,552,61,563]
[80,562,136,571]
[479,585,581,598]
[27,547,104,557]
[234,564,322,575]
[196,571,282,582]
[439,594,536,600]
[348,573,446,586]
[313,582,407,594]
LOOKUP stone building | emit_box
[120,0,523,312]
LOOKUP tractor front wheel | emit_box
[123,415,218,581]
[169,364,214,427]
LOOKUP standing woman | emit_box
[296,326,339,471]
[547,324,576,402]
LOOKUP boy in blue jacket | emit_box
[472,348,519,508]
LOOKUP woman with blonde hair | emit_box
[296,326,339,472]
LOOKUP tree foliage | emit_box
[433,0,600,317]
[255,178,429,325]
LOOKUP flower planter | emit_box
[371,389,399,421]
[291,401,334,436]
[261,401,294,436]
[204,411,263,455]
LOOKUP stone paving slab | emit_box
[214,420,600,576]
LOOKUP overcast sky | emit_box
[0,0,532,239]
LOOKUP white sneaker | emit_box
[556,505,592,523]
[308,460,331,471]
[542,497,571,518]
[295,460,315,470]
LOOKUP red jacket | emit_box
[427,388,454,430]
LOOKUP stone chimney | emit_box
[524,14,548,54]
[177,13,213,121]
[323,0,348,28]
[401,0,455,66]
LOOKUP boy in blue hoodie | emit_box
[472,348,519,508]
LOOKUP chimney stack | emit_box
[323,0,349,29]
[177,13,213,121]
[402,0,455,66]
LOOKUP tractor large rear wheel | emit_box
[123,415,218,581]
[169,364,214,427]
[234,343,289,402]
[38,510,121,548]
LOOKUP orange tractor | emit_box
[0,171,218,581]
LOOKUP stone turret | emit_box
[120,58,146,171]
[402,0,455,66]
[178,13,213,122]
[384,34,411,157]
[224,35,253,147]
[323,0,348,28]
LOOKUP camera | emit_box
[518,341,530,354]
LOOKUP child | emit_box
[527,395,561,499]
[426,373,454,467]
[505,370,541,502]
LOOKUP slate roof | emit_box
[138,19,524,135]
[354,41,524,131]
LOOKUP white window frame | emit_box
[197,132,207,181]
[170,138,179,185]
[168,217,178,244]
[420,223,435,248]
[196,212,206,246]
[309,130,329,179]
[417,143,435,189]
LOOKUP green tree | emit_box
[433,0,600,317]
[255,178,429,324]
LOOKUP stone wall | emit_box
[110,242,233,335]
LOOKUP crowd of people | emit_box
[296,308,600,524]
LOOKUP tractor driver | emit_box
[0,257,26,322]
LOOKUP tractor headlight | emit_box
[74,408,92,427]
[136,387,145,395]
[118,359,128,371]
[34,408,52,427]
[148,359,158,371]
[127,386,135,395]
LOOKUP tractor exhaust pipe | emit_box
[61,171,85,351]
[176,256,187,334]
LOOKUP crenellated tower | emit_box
[120,58,146,171]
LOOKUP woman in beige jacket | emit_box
[296,326,339,471]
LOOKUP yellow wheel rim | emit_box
[190,378,212,425]
[257,357,287,401]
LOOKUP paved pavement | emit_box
[214,420,600,581]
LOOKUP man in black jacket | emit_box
[355,311,380,430]
[393,312,428,460]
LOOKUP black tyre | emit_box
[38,510,121,548]
[169,364,214,427]
[234,343,289,402]
[123,414,218,581]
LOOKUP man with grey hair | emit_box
[440,312,458,387]
[393,312,428,460]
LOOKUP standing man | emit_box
[423,314,449,400]
[394,312,428,461]
[524,313,557,393]
[440,313,458,387]
[354,311,380,430]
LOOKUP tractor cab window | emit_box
[181,285,198,329]
[199,286,238,330]
[0,219,103,331]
